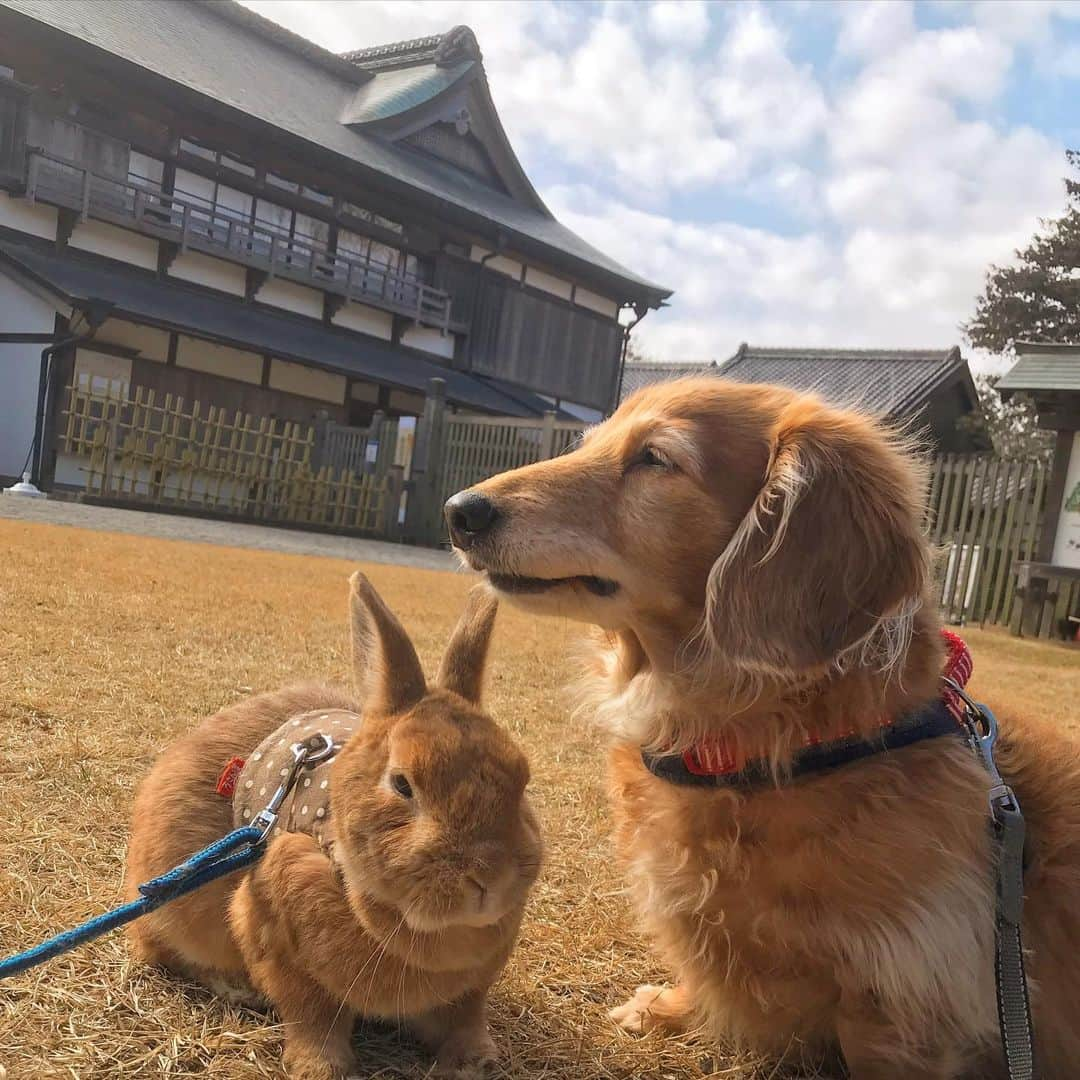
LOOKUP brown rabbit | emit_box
[124,573,542,1079]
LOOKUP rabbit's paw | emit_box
[434,1028,498,1078]
[609,984,685,1036]
[284,1049,351,1080]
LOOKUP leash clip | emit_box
[943,676,1010,797]
[251,732,335,843]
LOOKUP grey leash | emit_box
[944,678,1036,1080]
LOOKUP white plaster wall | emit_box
[268,358,346,404]
[168,251,246,296]
[0,191,58,240]
[0,269,56,478]
[401,326,455,360]
[53,451,87,489]
[96,319,170,362]
[574,287,619,319]
[255,278,324,319]
[69,220,159,270]
[469,245,522,280]
[388,388,424,415]
[525,266,573,300]
[350,380,379,402]
[73,348,132,394]
[332,301,393,341]
[176,335,263,385]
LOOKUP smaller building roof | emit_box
[619,360,719,401]
[998,343,1080,397]
[720,345,974,418]
[619,345,976,419]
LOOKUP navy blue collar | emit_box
[641,698,961,790]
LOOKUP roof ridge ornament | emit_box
[435,26,482,67]
[342,25,481,71]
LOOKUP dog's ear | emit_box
[437,585,499,704]
[349,571,427,714]
[704,399,929,674]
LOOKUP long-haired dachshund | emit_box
[445,377,1080,1079]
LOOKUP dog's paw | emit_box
[434,1029,499,1078]
[609,984,679,1036]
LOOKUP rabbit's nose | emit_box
[445,491,498,548]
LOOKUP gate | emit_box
[926,455,1050,629]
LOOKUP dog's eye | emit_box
[390,772,413,799]
[632,445,669,470]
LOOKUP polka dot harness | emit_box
[225,709,362,852]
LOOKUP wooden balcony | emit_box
[23,150,452,331]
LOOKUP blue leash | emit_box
[0,825,266,980]
[0,731,337,981]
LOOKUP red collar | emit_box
[681,629,973,779]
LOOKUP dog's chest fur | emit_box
[607,740,1001,1055]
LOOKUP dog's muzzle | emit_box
[445,490,498,550]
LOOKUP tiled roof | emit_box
[0,236,558,417]
[0,0,669,302]
[619,360,718,401]
[619,345,975,419]
[998,343,1080,395]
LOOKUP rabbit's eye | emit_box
[390,772,413,800]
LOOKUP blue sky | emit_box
[242,1,1080,371]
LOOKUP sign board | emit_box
[1051,431,1080,570]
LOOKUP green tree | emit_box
[956,373,1054,460]
[966,150,1080,351]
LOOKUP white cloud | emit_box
[706,6,828,155]
[836,1,916,58]
[647,1,709,46]
[238,1,1075,372]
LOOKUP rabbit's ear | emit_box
[436,585,499,705]
[349,572,426,715]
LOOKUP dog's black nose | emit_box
[445,491,498,547]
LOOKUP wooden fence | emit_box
[58,371,1061,634]
[403,379,1054,631]
[437,412,583,510]
[926,454,1050,630]
[60,381,403,536]
[404,378,586,545]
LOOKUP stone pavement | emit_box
[0,496,457,572]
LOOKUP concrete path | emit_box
[0,495,457,571]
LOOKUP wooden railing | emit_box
[24,151,452,330]
[59,380,404,537]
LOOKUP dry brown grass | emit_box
[0,519,1076,1079]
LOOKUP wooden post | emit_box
[311,409,329,472]
[383,465,405,541]
[101,413,119,496]
[405,377,447,545]
[80,166,91,222]
[366,409,385,476]
[540,410,557,460]
[26,152,39,203]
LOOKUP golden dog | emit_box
[445,378,1080,1079]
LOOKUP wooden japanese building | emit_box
[0,1,669,491]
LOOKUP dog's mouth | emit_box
[487,571,620,598]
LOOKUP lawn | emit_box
[0,519,1076,1079]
